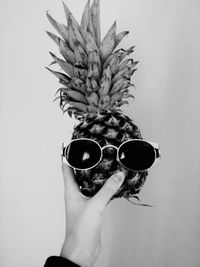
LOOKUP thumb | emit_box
[62,162,81,199]
[90,172,125,211]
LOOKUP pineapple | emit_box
[46,0,148,200]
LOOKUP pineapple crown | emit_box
[46,0,138,118]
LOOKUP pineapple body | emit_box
[72,110,148,199]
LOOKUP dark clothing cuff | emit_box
[44,256,81,267]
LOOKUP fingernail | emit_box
[113,172,125,184]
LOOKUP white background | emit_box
[0,0,200,266]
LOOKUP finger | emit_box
[89,172,125,212]
[62,162,81,198]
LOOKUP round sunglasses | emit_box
[62,138,161,172]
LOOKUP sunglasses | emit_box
[62,138,161,172]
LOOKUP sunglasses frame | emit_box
[62,138,161,172]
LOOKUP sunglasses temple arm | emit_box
[154,148,161,167]
[155,148,160,159]
[61,143,65,162]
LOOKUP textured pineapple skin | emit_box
[71,110,148,199]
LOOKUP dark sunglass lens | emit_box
[65,139,101,169]
[119,140,155,171]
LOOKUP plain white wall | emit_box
[0,0,200,266]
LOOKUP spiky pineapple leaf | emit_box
[53,95,62,103]
[70,15,86,49]
[100,21,116,61]
[46,31,61,45]
[48,60,56,66]
[64,101,88,113]
[46,67,71,83]
[117,100,129,107]
[123,93,135,99]
[49,52,74,77]
[114,31,129,49]
[62,0,80,30]
[54,87,68,97]
[91,0,101,46]
[46,11,68,41]
[81,0,90,39]
[87,6,96,38]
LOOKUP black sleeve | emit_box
[44,256,81,267]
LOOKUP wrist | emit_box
[60,239,94,267]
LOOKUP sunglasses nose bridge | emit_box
[102,144,118,150]
[101,145,118,159]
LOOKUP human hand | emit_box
[60,162,125,267]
